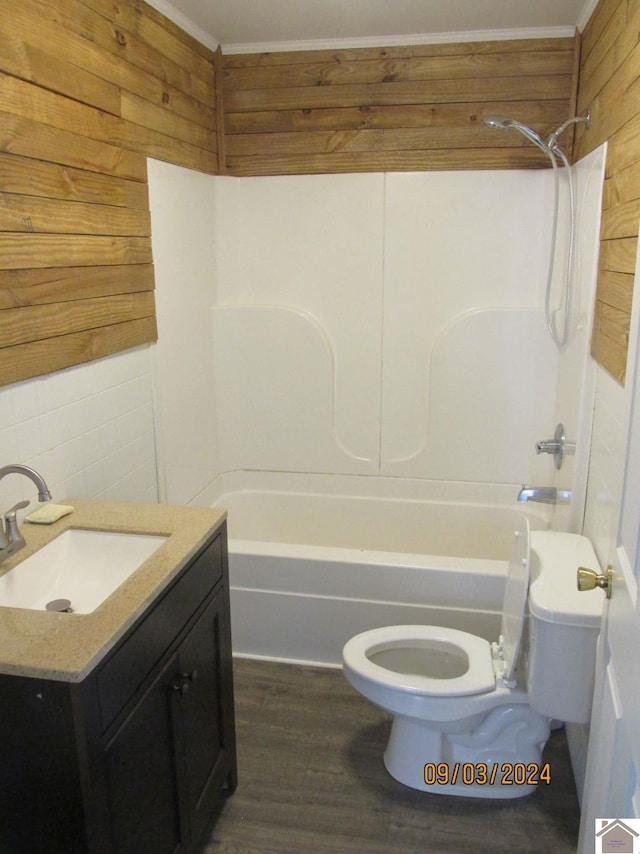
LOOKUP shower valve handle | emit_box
[535,423,575,470]
[536,439,562,454]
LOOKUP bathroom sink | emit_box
[0,529,167,614]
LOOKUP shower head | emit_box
[484,111,591,156]
[483,115,548,152]
[484,116,517,130]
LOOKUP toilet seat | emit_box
[343,524,530,704]
[343,625,496,697]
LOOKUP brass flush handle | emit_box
[577,566,613,599]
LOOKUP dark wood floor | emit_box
[206,658,581,853]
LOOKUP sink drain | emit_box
[45,599,73,613]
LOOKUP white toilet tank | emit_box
[525,531,604,724]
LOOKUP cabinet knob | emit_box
[172,670,198,695]
[172,678,190,695]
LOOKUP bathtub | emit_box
[205,473,550,667]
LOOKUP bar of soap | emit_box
[25,504,74,524]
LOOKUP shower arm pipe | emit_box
[545,110,591,150]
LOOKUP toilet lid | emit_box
[499,520,530,683]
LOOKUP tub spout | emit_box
[517,485,571,504]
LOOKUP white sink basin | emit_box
[0,529,167,614]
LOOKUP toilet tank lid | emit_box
[529,532,604,627]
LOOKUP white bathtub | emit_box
[206,473,550,667]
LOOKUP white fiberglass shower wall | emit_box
[149,159,602,512]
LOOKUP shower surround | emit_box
[150,161,602,507]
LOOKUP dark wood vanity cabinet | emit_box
[0,524,237,854]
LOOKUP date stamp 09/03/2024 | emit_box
[423,762,551,787]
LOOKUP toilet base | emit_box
[383,703,551,798]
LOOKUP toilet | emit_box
[342,524,603,798]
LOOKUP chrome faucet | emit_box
[517,485,571,505]
[0,465,52,563]
[0,464,52,502]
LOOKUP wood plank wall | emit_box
[0,0,219,387]
[1,7,603,389]
[574,0,640,384]
[222,37,579,176]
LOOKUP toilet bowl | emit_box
[342,525,604,798]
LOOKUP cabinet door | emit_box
[0,677,88,854]
[103,653,184,854]
[173,587,237,848]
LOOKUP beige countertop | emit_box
[0,499,227,683]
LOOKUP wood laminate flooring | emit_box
[205,658,581,853]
